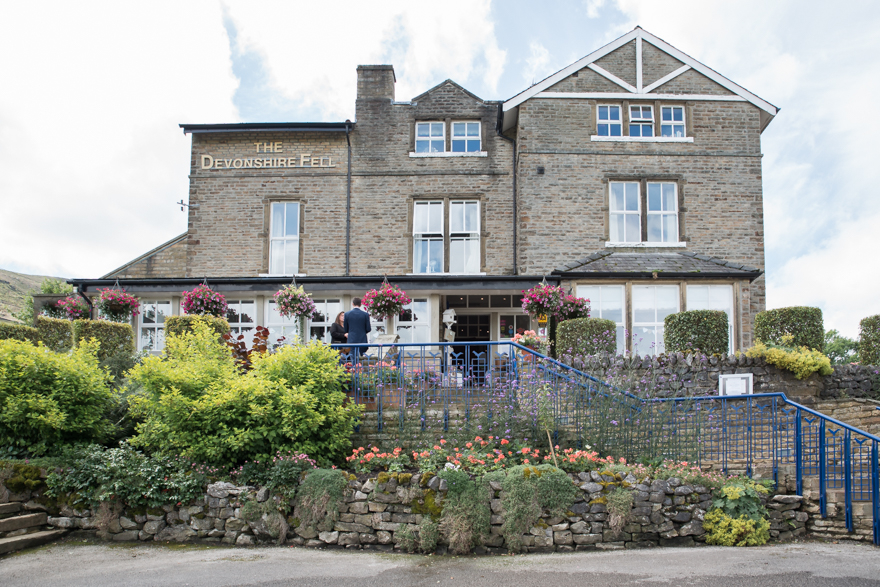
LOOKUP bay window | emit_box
[309,299,343,343]
[396,298,431,343]
[687,284,734,353]
[632,285,679,356]
[576,285,626,354]
[139,300,171,351]
[226,300,256,341]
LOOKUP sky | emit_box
[0,0,878,337]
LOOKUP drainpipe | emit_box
[495,113,517,275]
[345,120,353,276]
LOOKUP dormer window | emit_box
[597,105,622,136]
[629,105,654,137]
[415,122,445,153]
[452,122,481,152]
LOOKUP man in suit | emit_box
[344,297,372,346]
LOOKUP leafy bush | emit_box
[556,317,617,357]
[164,315,230,340]
[704,478,772,546]
[437,468,491,554]
[36,315,74,352]
[859,315,880,366]
[664,310,729,355]
[0,324,39,344]
[746,338,833,379]
[489,464,578,552]
[824,329,858,365]
[73,319,135,362]
[0,339,115,455]
[606,486,634,534]
[755,306,824,352]
[45,444,208,509]
[230,451,316,498]
[293,468,348,531]
[127,323,359,468]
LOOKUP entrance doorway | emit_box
[452,314,490,385]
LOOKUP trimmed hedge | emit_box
[36,315,74,353]
[859,315,880,366]
[754,306,824,351]
[556,317,617,356]
[0,323,40,344]
[664,310,729,355]
[165,315,230,340]
[73,320,135,362]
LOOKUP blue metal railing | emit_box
[335,341,880,545]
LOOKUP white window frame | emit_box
[661,106,686,138]
[451,121,481,153]
[576,285,626,355]
[226,300,257,344]
[138,300,172,352]
[686,284,735,353]
[608,181,641,243]
[308,298,343,343]
[449,200,480,274]
[415,121,445,153]
[597,104,622,136]
[266,300,300,347]
[646,182,679,243]
[629,105,654,137]
[396,298,431,344]
[632,285,680,356]
[413,201,445,274]
[268,202,300,276]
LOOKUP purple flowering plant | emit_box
[181,284,228,317]
[362,282,412,320]
[273,284,318,320]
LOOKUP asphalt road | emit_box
[2,538,880,587]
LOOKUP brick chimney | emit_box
[356,65,396,101]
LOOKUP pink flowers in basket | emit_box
[54,296,90,320]
[96,288,140,321]
[521,283,590,321]
[362,282,412,320]
[182,284,228,317]
[273,285,318,319]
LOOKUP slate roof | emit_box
[552,252,762,279]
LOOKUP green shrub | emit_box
[127,323,359,468]
[73,319,135,362]
[859,315,880,366]
[754,306,824,351]
[825,329,858,365]
[0,339,115,455]
[45,444,208,509]
[746,338,833,379]
[704,478,773,546]
[36,315,74,353]
[556,317,617,357]
[664,310,729,354]
[0,324,39,344]
[293,468,348,531]
[437,468,491,554]
[164,315,229,340]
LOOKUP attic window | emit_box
[416,122,445,153]
[661,106,685,138]
[597,105,622,136]
[451,122,480,152]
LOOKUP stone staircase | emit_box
[0,502,65,556]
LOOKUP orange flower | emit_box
[440,439,447,444]
[433,445,441,450]
[466,442,473,448]
[501,439,509,445]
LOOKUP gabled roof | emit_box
[552,251,762,280]
[102,232,188,279]
[501,27,778,132]
[412,79,486,104]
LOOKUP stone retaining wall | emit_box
[2,470,817,552]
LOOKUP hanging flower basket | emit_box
[557,294,590,322]
[182,284,228,317]
[95,288,140,322]
[362,282,412,321]
[55,296,90,320]
[521,283,566,318]
[273,285,318,320]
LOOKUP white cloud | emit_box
[0,1,238,278]
[223,0,506,117]
[522,41,551,86]
[584,0,607,19]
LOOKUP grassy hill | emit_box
[0,268,67,322]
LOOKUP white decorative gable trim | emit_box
[501,27,778,131]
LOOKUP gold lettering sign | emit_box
[200,142,337,170]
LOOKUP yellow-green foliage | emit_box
[3,462,44,493]
[164,315,230,340]
[0,339,114,455]
[73,320,134,362]
[0,324,40,345]
[127,323,360,468]
[36,316,74,353]
[746,338,833,380]
[703,509,770,546]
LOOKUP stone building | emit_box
[71,27,776,355]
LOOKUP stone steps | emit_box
[0,512,47,535]
[0,503,23,520]
[0,529,66,556]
